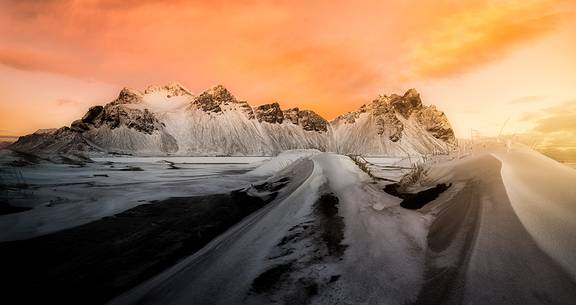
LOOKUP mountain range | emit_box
[9,83,455,156]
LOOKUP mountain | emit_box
[9,83,455,156]
[331,89,455,155]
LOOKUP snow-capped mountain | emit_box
[9,83,455,156]
[331,89,455,155]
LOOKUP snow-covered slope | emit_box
[330,89,455,156]
[9,84,455,156]
[158,86,329,155]
[494,149,576,280]
[111,149,576,305]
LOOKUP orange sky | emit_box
[0,0,575,150]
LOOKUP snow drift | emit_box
[494,148,576,280]
[411,147,576,304]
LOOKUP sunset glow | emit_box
[1,0,575,157]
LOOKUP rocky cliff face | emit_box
[254,104,328,132]
[109,88,143,106]
[255,103,284,124]
[70,104,164,135]
[330,89,455,155]
[8,127,97,154]
[415,106,455,143]
[9,84,454,156]
[191,85,255,119]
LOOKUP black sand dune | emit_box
[0,175,297,305]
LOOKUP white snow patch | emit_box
[135,91,192,113]
[249,149,321,176]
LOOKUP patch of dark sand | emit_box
[0,177,290,305]
[384,183,451,210]
[412,183,480,305]
[251,261,295,293]
[118,166,144,171]
[314,193,347,257]
[249,193,346,304]
[0,201,32,215]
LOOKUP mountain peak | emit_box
[191,85,239,113]
[206,85,235,99]
[111,87,143,105]
[389,89,423,118]
[144,82,192,97]
[404,88,419,98]
[297,110,328,132]
[402,88,422,107]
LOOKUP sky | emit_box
[0,0,575,157]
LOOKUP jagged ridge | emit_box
[9,84,455,156]
[331,89,455,155]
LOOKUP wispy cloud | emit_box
[0,48,79,76]
[519,100,576,160]
[0,0,574,123]
[531,101,576,133]
[404,0,571,79]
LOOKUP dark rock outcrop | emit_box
[71,104,162,135]
[191,85,253,117]
[110,88,143,106]
[283,108,300,125]
[255,103,284,124]
[416,106,455,143]
[10,127,98,154]
[298,110,328,132]
[256,104,328,132]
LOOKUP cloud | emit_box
[0,0,162,17]
[404,0,571,79]
[518,100,576,160]
[521,100,576,129]
[0,48,79,76]
[532,113,576,133]
[0,0,574,122]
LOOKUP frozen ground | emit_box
[110,147,576,305]
[0,152,272,241]
[1,147,575,305]
[110,152,422,305]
